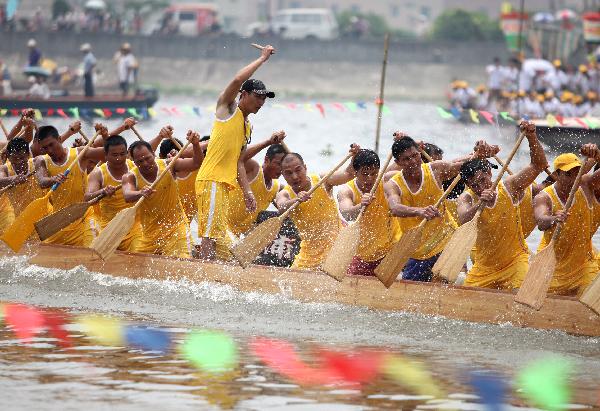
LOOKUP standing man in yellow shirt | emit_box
[195,45,276,260]
[457,121,548,289]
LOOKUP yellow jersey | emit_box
[131,159,189,257]
[465,182,529,289]
[98,161,142,251]
[539,185,598,295]
[43,147,93,246]
[5,159,46,216]
[284,174,341,269]
[177,169,199,223]
[519,184,537,238]
[0,194,15,235]
[228,167,279,236]
[390,163,455,260]
[347,179,394,262]
[197,107,250,189]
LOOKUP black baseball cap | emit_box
[241,79,275,98]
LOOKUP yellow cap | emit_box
[574,95,584,104]
[518,89,526,97]
[553,59,562,67]
[553,153,581,172]
[451,80,460,89]
[588,91,598,100]
[579,64,588,73]
[537,94,545,102]
[545,89,555,98]
[476,84,486,92]
[560,91,573,102]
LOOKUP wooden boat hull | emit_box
[25,244,600,337]
[0,88,158,119]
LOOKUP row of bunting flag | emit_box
[0,301,593,410]
[437,105,600,129]
[0,101,391,121]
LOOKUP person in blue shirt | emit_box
[81,43,96,97]
[27,39,42,67]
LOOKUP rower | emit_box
[33,125,107,246]
[122,132,203,258]
[275,145,360,269]
[85,135,142,252]
[533,146,600,296]
[226,132,286,240]
[337,149,397,276]
[195,44,275,260]
[384,136,498,282]
[0,137,47,218]
[458,120,548,290]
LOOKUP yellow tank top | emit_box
[284,174,341,268]
[347,179,394,261]
[98,160,136,228]
[44,147,87,210]
[539,185,593,279]
[390,163,455,260]
[177,168,199,222]
[468,182,529,269]
[228,167,280,236]
[591,191,600,235]
[197,107,251,189]
[6,159,47,216]
[132,159,187,241]
[444,199,459,227]
[519,184,536,238]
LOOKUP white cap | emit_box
[27,39,37,47]
[27,76,36,83]
[80,43,91,52]
[121,42,131,50]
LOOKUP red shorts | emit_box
[347,256,382,277]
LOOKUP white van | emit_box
[271,8,338,40]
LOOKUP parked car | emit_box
[271,8,338,40]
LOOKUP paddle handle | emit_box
[356,151,394,221]
[0,171,34,195]
[420,148,434,163]
[78,130,89,142]
[130,125,145,141]
[281,141,291,153]
[374,33,389,154]
[133,140,193,209]
[416,172,463,229]
[251,43,264,50]
[551,157,587,242]
[493,155,513,175]
[280,152,354,220]
[50,131,100,191]
[168,136,183,151]
[90,184,123,204]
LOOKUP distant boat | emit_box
[0,87,159,120]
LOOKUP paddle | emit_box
[91,140,192,260]
[321,151,394,281]
[374,33,390,154]
[34,186,122,241]
[231,152,355,269]
[0,171,33,196]
[130,126,145,141]
[0,132,101,252]
[580,272,600,316]
[374,173,464,288]
[432,132,527,283]
[515,159,587,310]
[0,118,9,137]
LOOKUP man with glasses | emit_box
[195,45,276,260]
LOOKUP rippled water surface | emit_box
[1,98,600,410]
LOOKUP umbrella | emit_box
[522,58,555,74]
[22,66,51,77]
[556,9,578,21]
[85,0,106,10]
[533,12,555,24]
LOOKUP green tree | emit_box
[52,0,71,19]
[431,9,483,41]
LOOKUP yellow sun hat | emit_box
[553,153,581,172]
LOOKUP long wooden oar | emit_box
[432,133,527,283]
[34,186,122,241]
[231,152,354,269]
[515,159,587,310]
[0,118,9,137]
[91,140,192,260]
[580,272,600,316]
[322,152,394,281]
[0,132,101,252]
[374,173,463,288]
[130,125,145,141]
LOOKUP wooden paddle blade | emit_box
[580,274,600,316]
[0,195,51,252]
[432,219,478,282]
[374,226,423,288]
[34,202,91,241]
[231,217,283,269]
[515,242,557,310]
[321,222,361,281]
[91,207,137,260]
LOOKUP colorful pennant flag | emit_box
[382,104,391,115]
[574,118,589,129]
[479,110,495,125]
[332,102,345,111]
[125,325,171,353]
[93,109,105,118]
[192,107,201,117]
[469,109,480,124]
[357,102,367,109]
[517,357,572,411]
[43,311,72,348]
[56,109,68,119]
[436,106,454,119]
[75,315,124,346]
[469,370,506,411]
[303,103,314,112]
[0,109,6,116]
[46,108,54,117]
[382,354,444,398]
[4,303,45,341]
[180,330,238,373]
[34,109,43,120]
[315,103,325,117]
[500,112,515,122]
[450,107,462,119]
[547,113,558,127]
[344,102,358,112]
[148,108,157,118]
[69,107,79,119]
[128,108,141,119]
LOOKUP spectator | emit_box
[27,39,42,66]
[0,60,11,95]
[115,42,136,96]
[80,43,96,97]
[27,76,50,99]
[486,57,504,105]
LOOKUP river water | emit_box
[1,98,599,410]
